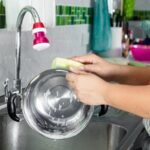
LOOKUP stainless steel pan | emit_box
[22,69,94,139]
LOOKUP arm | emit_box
[112,65,150,85]
[71,54,150,85]
[106,83,150,118]
[66,72,150,118]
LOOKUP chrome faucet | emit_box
[15,6,41,93]
[4,6,49,121]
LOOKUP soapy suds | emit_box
[44,89,51,99]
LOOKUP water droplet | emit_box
[44,89,51,100]
[58,105,62,110]
[53,107,57,112]
[70,97,73,103]
[65,122,67,126]
[56,91,59,97]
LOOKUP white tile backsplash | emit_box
[134,0,150,11]
[56,0,94,7]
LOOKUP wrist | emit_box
[101,81,111,106]
[110,64,123,82]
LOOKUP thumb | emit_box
[66,73,79,82]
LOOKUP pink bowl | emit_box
[130,45,150,61]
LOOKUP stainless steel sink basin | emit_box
[92,107,144,150]
[0,95,144,150]
[0,116,127,150]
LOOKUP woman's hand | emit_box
[66,72,108,105]
[70,54,119,81]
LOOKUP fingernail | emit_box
[69,67,78,71]
[70,67,84,71]
[79,66,84,70]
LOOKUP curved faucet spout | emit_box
[16,6,41,30]
[15,6,42,92]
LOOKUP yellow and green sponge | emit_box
[51,57,83,69]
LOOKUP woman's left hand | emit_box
[66,72,108,105]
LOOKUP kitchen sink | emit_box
[0,115,127,150]
[0,96,144,150]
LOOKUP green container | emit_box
[123,0,135,20]
[0,15,5,28]
[0,0,5,28]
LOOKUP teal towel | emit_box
[92,0,112,53]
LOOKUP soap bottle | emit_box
[0,0,5,28]
[122,21,129,58]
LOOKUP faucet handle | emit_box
[4,78,9,86]
[3,79,21,122]
[3,78,10,101]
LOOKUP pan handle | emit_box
[7,93,20,122]
[99,105,108,116]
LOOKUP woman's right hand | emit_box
[70,54,119,81]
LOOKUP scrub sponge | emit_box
[51,57,83,69]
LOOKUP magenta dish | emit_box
[130,45,150,61]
